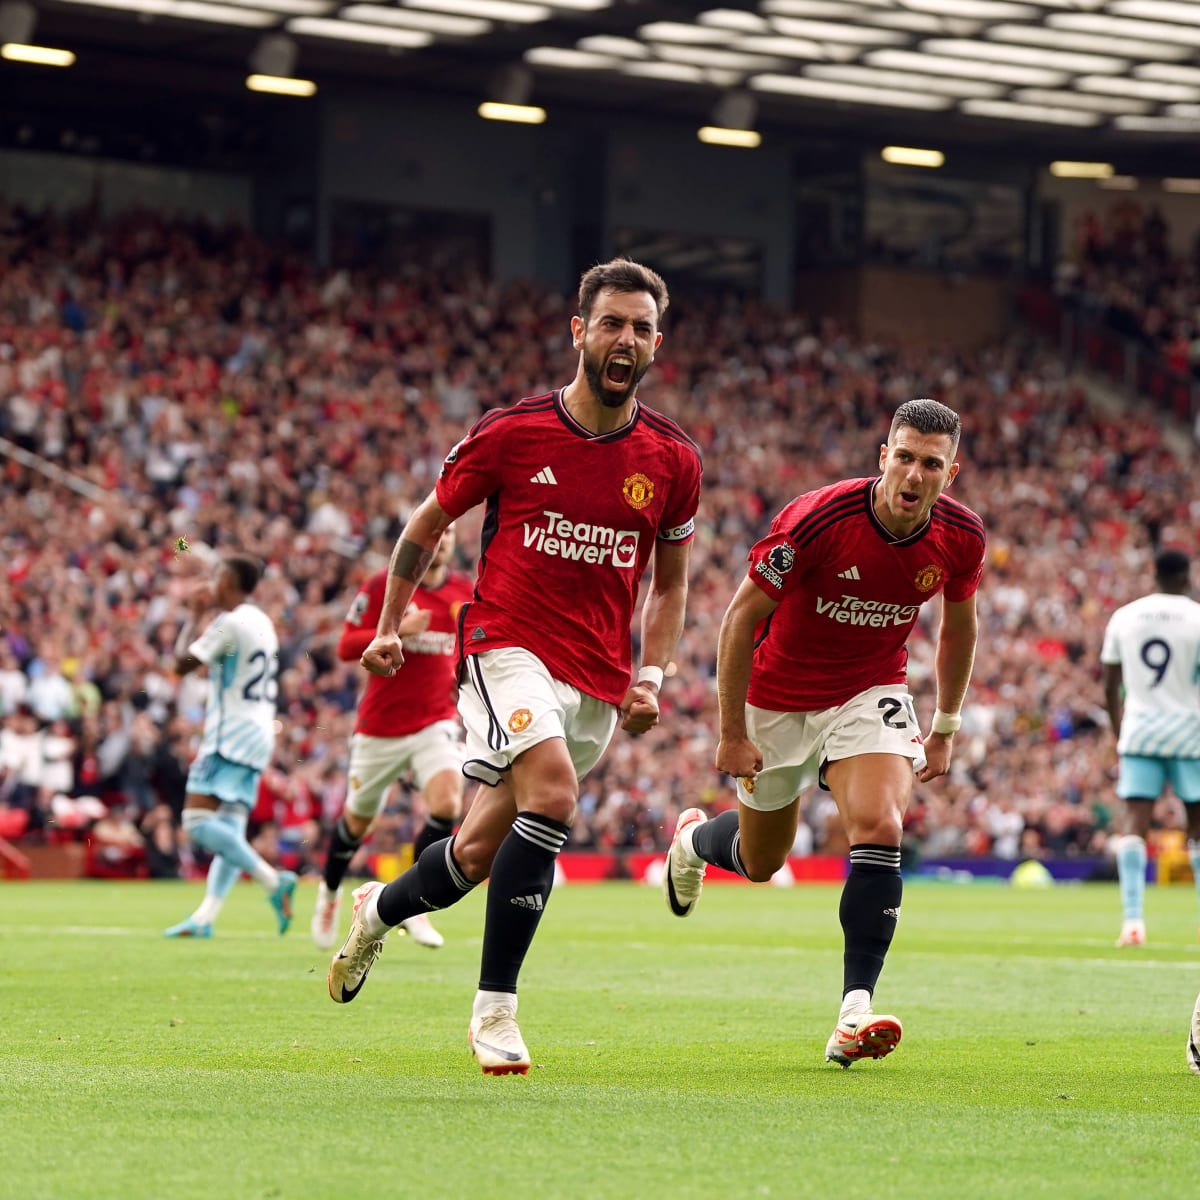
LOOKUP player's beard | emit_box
[583,345,649,409]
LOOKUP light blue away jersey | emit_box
[189,602,279,770]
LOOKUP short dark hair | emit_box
[578,258,669,324]
[889,398,961,456]
[1155,548,1190,584]
[223,553,264,595]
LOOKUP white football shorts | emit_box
[736,684,927,813]
[457,646,618,787]
[344,720,465,821]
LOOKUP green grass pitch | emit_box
[2,876,1198,1200]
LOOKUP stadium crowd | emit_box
[1056,198,1200,381]
[1,205,1196,878]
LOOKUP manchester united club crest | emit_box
[622,472,654,510]
[508,708,533,734]
[913,564,946,592]
[740,775,757,795]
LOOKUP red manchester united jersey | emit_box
[435,389,702,706]
[338,568,475,737]
[745,477,985,712]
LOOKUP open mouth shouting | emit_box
[605,353,635,388]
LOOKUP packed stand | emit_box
[1054,200,1200,382]
[1,204,1195,877]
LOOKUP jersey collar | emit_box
[867,479,933,546]
[554,388,640,442]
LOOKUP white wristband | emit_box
[931,708,962,735]
[637,665,665,690]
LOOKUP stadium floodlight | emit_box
[1049,161,1115,178]
[402,0,549,21]
[1015,88,1151,114]
[1077,75,1200,101]
[478,101,546,123]
[697,127,762,147]
[698,7,770,31]
[960,99,1101,125]
[1111,0,1200,24]
[286,16,432,45]
[750,73,952,108]
[921,37,1126,74]
[699,90,760,148]
[1136,63,1200,85]
[54,0,278,26]
[638,20,729,43]
[652,44,782,70]
[342,4,490,34]
[1049,12,1200,46]
[245,34,315,94]
[1115,115,1200,131]
[881,146,945,168]
[902,0,1037,16]
[577,35,647,59]
[1,42,75,65]
[769,16,908,44]
[0,0,68,61]
[988,20,1190,60]
[620,61,706,83]
[0,2,76,65]
[247,73,316,95]
[524,46,617,68]
[868,48,1067,86]
[807,63,1003,98]
[734,35,825,58]
[478,63,546,122]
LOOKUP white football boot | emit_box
[468,1003,531,1076]
[327,882,389,1004]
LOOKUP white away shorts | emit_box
[737,684,927,812]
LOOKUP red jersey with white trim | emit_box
[745,477,985,712]
[435,389,702,706]
[338,568,475,737]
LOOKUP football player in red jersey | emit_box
[311,526,474,951]
[326,259,703,1075]
[663,398,984,1069]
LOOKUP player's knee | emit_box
[181,807,218,849]
[527,789,577,826]
[740,845,789,883]
[342,811,372,840]
[449,831,497,882]
[848,813,903,846]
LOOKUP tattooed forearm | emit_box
[389,537,435,583]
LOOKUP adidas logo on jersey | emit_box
[530,466,558,485]
[837,565,861,580]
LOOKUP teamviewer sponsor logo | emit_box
[815,594,921,627]
[523,510,640,569]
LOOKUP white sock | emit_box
[840,989,872,1020]
[193,896,224,924]
[359,884,390,937]
[473,990,517,1021]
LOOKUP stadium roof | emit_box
[5,0,1200,171]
